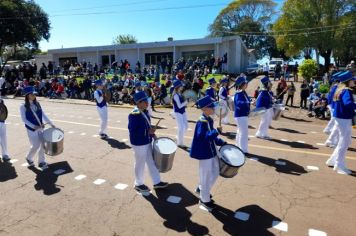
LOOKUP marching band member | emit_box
[94,80,108,139]
[128,91,168,193]
[172,80,188,147]
[326,71,355,174]
[233,76,251,154]
[20,86,55,170]
[255,76,274,139]
[0,99,10,162]
[205,78,217,100]
[324,72,342,147]
[190,95,227,210]
[218,78,229,124]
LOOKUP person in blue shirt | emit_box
[205,78,217,100]
[190,95,227,210]
[19,86,55,170]
[324,71,343,147]
[255,76,275,139]
[128,91,168,193]
[94,80,108,139]
[307,88,322,116]
[233,76,251,154]
[326,71,355,175]
[172,80,188,147]
[218,78,229,124]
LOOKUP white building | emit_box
[41,36,255,73]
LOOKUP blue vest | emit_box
[25,106,43,131]
[128,108,152,145]
[173,94,186,114]
[256,90,273,109]
[234,91,251,117]
[333,88,355,119]
[189,114,225,160]
[205,87,216,100]
[95,90,107,108]
[327,84,338,109]
[220,87,228,100]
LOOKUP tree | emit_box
[208,0,278,59]
[0,0,50,72]
[299,59,318,82]
[112,34,138,45]
[273,0,355,70]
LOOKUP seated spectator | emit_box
[308,88,321,116]
[313,95,328,119]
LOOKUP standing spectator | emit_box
[274,62,282,81]
[285,82,296,107]
[293,62,299,82]
[39,63,47,80]
[276,77,288,102]
[300,80,309,109]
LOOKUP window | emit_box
[145,52,173,65]
[182,50,214,60]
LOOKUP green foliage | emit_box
[299,59,318,82]
[208,0,278,59]
[112,34,138,45]
[0,0,50,71]
[318,84,330,94]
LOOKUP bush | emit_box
[299,59,318,82]
[319,84,330,94]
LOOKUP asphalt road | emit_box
[0,97,355,236]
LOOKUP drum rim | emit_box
[153,137,177,152]
[219,144,246,167]
[43,127,65,141]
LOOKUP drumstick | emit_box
[154,118,163,129]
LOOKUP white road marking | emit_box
[308,229,327,236]
[166,196,182,204]
[280,139,289,142]
[275,160,286,166]
[68,131,74,134]
[234,211,250,221]
[21,163,29,167]
[297,140,306,144]
[161,125,167,128]
[248,135,255,138]
[199,205,210,212]
[9,159,18,164]
[272,221,288,232]
[311,131,318,134]
[316,143,325,146]
[114,183,128,190]
[93,179,106,185]
[92,134,99,138]
[78,116,83,118]
[53,169,66,175]
[307,166,320,171]
[74,175,86,180]
[121,139,128,142]
[80,132,86,136]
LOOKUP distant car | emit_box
[246,63,263,75]
[268,58,284,75]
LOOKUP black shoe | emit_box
[153,181,169,189]
[194,187,213,199]
[2,155,11,162]
[38,162,49,170]
[134,184,150,193]
[199,200,216,210]
[26,158,35,167]
[100,133,108,139]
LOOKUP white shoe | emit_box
[333,166,352,175]
[325,159,335,167]
[325,141,336,148]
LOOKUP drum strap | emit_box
[207,121,222,159]
[29,105,45,143]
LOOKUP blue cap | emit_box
[95,80,103,86]
[23,86,37,96]
[196,95,216,109]
[173,80,183,89]
[220,78,228,84]
[208,78,216,84]
[133,91,148,103]
[135,81,142,87]
[338,71,353,83]
[331,71,343,79]
[261,76,270,84]
[235,76,247,86]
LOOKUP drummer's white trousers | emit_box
[256,108,273,138]
[324,107,335,133]
[26,129,45,164]
[328,118,352,169]
[325,122,339,145]
[132,144,161,186]
[96,106,108,135]
[220,100,229,124]
[234,116,249,153]
[0,123,8,157]
[199,157,219,203]
[175,112,188,146]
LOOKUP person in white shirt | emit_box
[172,80,188,147]
[94,80,108,139]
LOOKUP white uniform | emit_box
[255,108,274,138]
[173,93,188,146]
[20,102,53,164]
[94,89,108,135]
[0,100,9,159]
[219,87,229,124]
[199,157,219,203]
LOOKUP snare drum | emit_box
[218,144,245,178]
[152,137,177,173]
[272,103,285,120]
[42,128,64,156]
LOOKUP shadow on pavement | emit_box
[156,125,168,130]
[275,128,306,134]
[220,131,235,140]
[348,147,356,152]
[248,154,308,176]
[0,161,17,182]
[29,161,73,195]
[143,183,209,236]
[211,204,281,236]
[188,120,197,124]
[104,137,131,150]
[270,138,318,150]
[281,115,312,123]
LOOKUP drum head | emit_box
[182,90,197,103]
[219,144,245,167]
[0,103,8,122]
[43,128,64,142]
[214,101,229,118]
[153,137,177,154]
[249,107,267,118]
